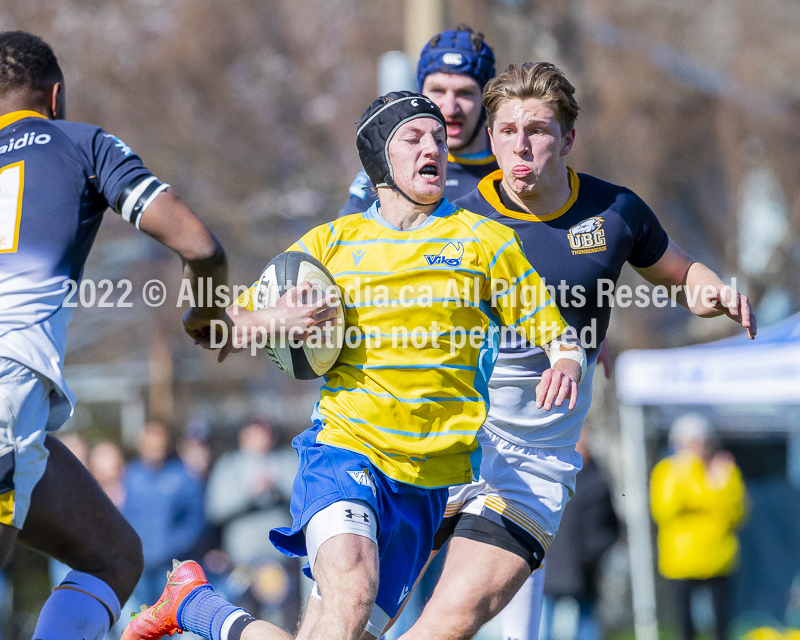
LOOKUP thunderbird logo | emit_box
[424,242,464,267]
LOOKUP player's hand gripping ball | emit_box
[253,252,345,380]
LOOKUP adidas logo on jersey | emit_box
[0,132,52,154]
[347,469,377,496]
[567,217,606,255]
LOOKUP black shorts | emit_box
[433,512,545,571]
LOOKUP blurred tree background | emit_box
[0,0,798,636]
[1,0,795,427]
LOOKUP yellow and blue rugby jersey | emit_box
[239,198,567,488]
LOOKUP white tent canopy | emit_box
[617,312,800,405]
[614,312,800,640]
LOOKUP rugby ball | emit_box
[253,251,345,380]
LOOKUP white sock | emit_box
[499,560,547,640]
[32,570,121,640]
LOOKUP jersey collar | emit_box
[447,151,497,166]
[364,198,456,232]
[0,110,47,132]
[477,167,579,222]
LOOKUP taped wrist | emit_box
[542,335,587,383]
[114,175,170,229]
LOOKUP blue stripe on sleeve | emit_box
[487,238,516,270]
[470,218,492,231]
[496,266,538,298]
[513,299,557,327]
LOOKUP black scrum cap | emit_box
[356,91,446,189]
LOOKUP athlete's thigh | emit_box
[18,435,141,582]
[315,531,378,594]
[415,535,530,634]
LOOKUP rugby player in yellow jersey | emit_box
[124,93,586,640]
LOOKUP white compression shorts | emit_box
[445,428,583,555]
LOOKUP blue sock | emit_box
[176,585,246,640]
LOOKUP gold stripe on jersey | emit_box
[448,152,497,166]
[477,167,580,223]
[0,110,46,132]
[236,200,568,488]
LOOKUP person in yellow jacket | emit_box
[651,413,749,640]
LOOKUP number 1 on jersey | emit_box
[0,160,24,253]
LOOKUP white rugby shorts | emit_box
[446,427,582,552]
[0,358,52,528]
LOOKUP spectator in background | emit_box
[88,441,126,509]
[651,414,748,640]
[537,431,620,640]
[178,419,213,480]
[205,418,296,566]
[123,421,207,607]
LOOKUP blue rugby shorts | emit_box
[269,422,447,619]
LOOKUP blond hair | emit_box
[483,62,580,133]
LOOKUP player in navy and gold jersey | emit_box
[127,92,586,640]
[398,63,757,640]
[0,31,229,640]
[339,25,498,217]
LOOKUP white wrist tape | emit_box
[542,338,587,384]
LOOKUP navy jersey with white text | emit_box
[0,110,160,426]
[454,168,669,370]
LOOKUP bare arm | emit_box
[137,189,231,353]
[634,239,756,339]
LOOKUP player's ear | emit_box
[488,124,497,156]
[47,81,65,120]
[560,127,575,157]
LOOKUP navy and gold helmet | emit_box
[416,25,495,92]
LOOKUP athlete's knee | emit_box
[422,588,489,639]
[324,553,378,608]
[113,523,144,596]
[81,517,143,601]
[406,610,482,640]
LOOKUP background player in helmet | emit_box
[125,91,584,640]
[0,31,230,640]
[339,24,497,216]
[396,62,756,640]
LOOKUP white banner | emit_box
[616,344,800,405]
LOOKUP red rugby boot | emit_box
[121,559,208,640]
